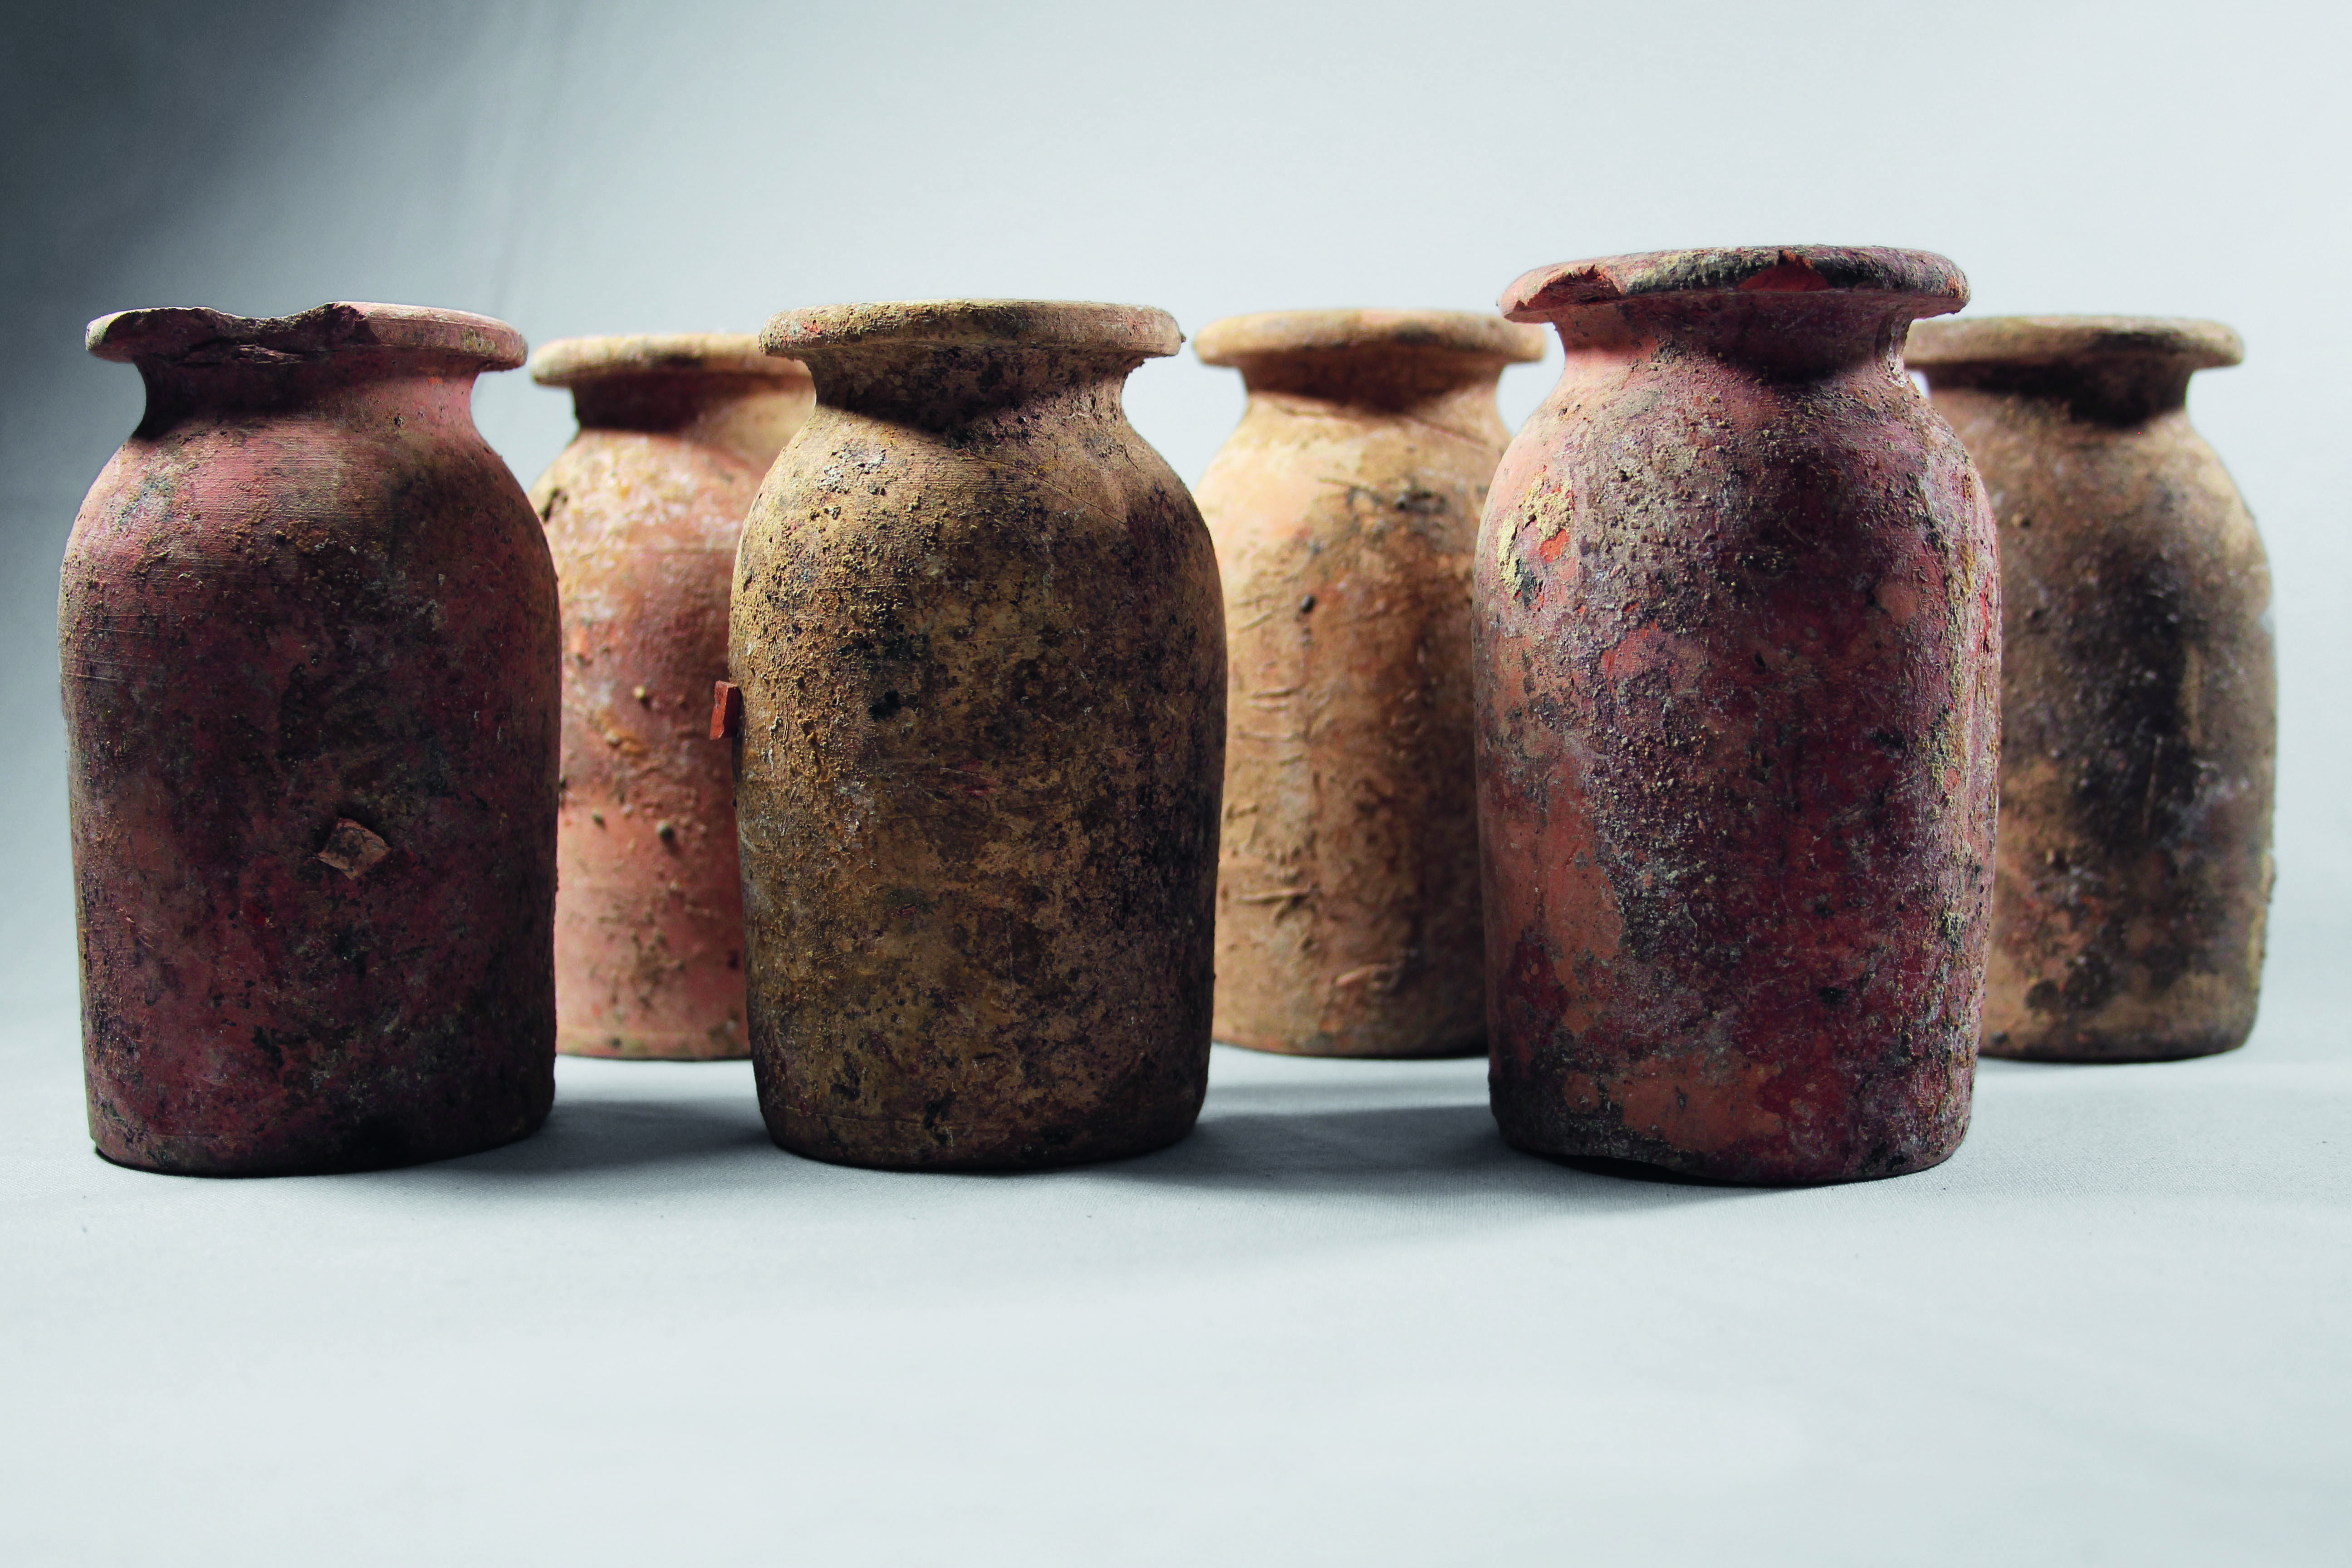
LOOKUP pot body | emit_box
[733,302,1223,1169]
[530,338,814,1059]
[1910,318,2273,1061]
[1477,249,1999,1185]
[1196,310,1544,1057]
[60,303,559,1175]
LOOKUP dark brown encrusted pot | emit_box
[1477,247,2000,1185]
[1907,316,2274,1062]
[1196,309,1546,1058]
[529,334,814,1060]
[734,300,1224,1169]
[60,302,559,1176]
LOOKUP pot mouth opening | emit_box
[530,333,812,387]
[762,299,1182,360]
[1501,246,1968,323]
[1195,309,1548,366]
[1905,315,2242,372]
[87,302,527,370]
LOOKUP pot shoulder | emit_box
[532,428,765,563]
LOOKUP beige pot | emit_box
[1195,309,1544,1057]
[733,300,1224,1169]
[529,334,813,1059]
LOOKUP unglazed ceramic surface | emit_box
[1909,316,2274,1062]
[732,300,1224,1169]
[61,302,559,1175]
[1477,248,1999,1185]
[1196,309,1544,1058]
[530,334,814,1060]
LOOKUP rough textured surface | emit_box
[60,301,559,1175]
[1196,309,1544,1058]
[1909,316,2274,1062]
[733,300,1224,1169]
[1477,247,1999,1185]
[529,334,813,1060]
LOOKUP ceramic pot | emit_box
[1907,316,2274,1061]
[61,302,559,1175]
[529,335,813,1060]
[734,300,1223,1169]
[1195,309,1546,1058]
[1477,248,2000,1185]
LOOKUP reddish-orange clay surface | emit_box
[1475,248,2000,1185]
[61,302,559,1176]
[529,334,813,1059]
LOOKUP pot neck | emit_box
[569,373,812,468]
[798,344,1149,430]
[1544,294,1923,379]
[1916,356,2201,424]
[88,302,523,441]
[129,353,485,438]
[1504,247,1966,380]
[1905,316,2239,426]
[1230,347,1519,428]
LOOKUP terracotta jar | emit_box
[528,335,814,1060]
[1907,316,2274,1061]
[60,302,559,1175]
[1194,309,1546,1058]
[1476,248,2001,1185]
[734,300,1224,1169]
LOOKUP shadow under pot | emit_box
[1476,246,2000,1186]
[731,299,1225,1170]
[1194,308,1547,1059]
[61,302,560,1176]
[529,334,815,1061]
[1906,316,2274,1062]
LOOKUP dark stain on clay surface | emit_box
[1910,316,2273,1061]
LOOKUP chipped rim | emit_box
[1501,246,1968,323]
[87,302,526,369]
[761,299,1182,360]
[1195,309,1548,366]
[1905,314,2242,372]
[530,333,811,387]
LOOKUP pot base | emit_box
[1215,1033,1486,1061]
[90,1102,550,1179]
[765,1106,1201,1173]
[1493,1114,1965,1189]
[557,1030,749,1062]
[1981,1030,2250,1064]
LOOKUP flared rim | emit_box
[1502,246,1968,323]
[530,333,811,386]
[87,302,526,369]
[761,299,1182,359]
[1905,315,2242,372]
[1195,309,1548,366]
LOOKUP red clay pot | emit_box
[736,299,1223,1170]
[1907,316,2274,1061]
[529,334,814,1060]
[1195,309,1546,1058]
[61,302,559,1176]
[1477,248,2000,1185]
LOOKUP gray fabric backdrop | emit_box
[3,2,2344,1562]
